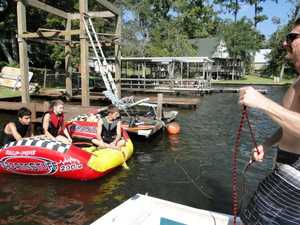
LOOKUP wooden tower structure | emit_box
[16,0,121,106]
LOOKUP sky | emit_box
[218,0,294,38]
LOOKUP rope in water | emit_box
[232,106,259,225]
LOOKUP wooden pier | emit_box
[0,101,99,121]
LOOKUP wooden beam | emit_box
[68,11,115,20]
[21,29,81,39]
[115,15,122,97]
[24,0,69,19]
[80,0,90,106]
[17,1,30,104]
[94,0,120,16]
[65,18,72,97]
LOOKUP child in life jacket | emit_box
[42,100,72,145]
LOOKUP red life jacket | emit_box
[45,111,64,136]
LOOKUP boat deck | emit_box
[91,194,241,225]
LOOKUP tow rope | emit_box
[232,106,260,225]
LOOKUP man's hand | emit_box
[239,86,268,109]
[251,144,265,162]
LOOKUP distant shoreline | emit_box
[212,75,294,86]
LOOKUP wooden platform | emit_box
[0,101,99,121]
[31,88,200,108]
[135,95,200,108]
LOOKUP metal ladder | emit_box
[81,13,119,100]
[81,14,150,112]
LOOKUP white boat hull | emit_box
[91,194,241,225]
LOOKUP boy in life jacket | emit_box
[42,100,72,145]
[92,105,125,149]
[2,107,32,145]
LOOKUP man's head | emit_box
[50,100,64,115]
[17,107,31,125]
[107,105,120,121]
[284,18,300,64]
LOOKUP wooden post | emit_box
[28,102,36,133]
[115,15,122,97]
[180,62,183,80]
[17,1,30,104]
[43,101,50,112]
[157,93,163,120]
[43,67,47,88]
[65,18,72,97]
[80,0,90,106]
[142,60,146,89]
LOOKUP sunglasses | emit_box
[286,32,300,45]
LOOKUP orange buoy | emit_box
[166,122,181,135]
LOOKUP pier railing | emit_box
[120,78,211,92]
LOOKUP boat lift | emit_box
[82,14,149,111]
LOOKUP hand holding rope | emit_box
[232,106,260,225]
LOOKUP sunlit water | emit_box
[0,86,287,225]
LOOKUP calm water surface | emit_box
[0,86,287,225]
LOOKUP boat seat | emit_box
[3,137,70,153]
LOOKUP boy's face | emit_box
[19,115,31,125]
[54,104,64,115]
[109,111,120,120]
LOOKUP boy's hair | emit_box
[107,105,119,114]
[49,99,64,111]
[17,107,31,118]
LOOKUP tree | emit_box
[174,0,220,38]
[122,0,220,56]
[220,18,263,72]
[214,0,242,22]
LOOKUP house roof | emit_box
[190,37,229,59]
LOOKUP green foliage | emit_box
[122,0,219,56]
[145,20,197,56]
[220,18,263,71]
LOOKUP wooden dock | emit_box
[0,101,99,121]
[135,95,200,108]
[30,88,201,108]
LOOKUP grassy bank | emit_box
[213,75,294,85]
[0,87,21,99]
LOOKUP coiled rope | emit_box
[232,106,259,225]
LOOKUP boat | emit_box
[91,194,242,225]
[67,103,178,139]
[0,131,133,180]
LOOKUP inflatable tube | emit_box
[0,133,133,180]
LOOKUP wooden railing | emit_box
[120,78,211,91]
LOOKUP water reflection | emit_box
[167,134,180,151]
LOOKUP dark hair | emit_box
[49,99,64,111]
[107,105,119,114]
[17,107,31,118]
[294,17,300,26]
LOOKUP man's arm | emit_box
[262,128,282,150]
[42,113,55,139]
[251,128,282,161]
[5,123,22,141]
[240,87,300,138]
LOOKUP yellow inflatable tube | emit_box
[84,139,134,172]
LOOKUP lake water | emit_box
[0,86,287,225]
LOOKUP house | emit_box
[190,37,243,80]
[190,37,229,59]
[253,49,271,73]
